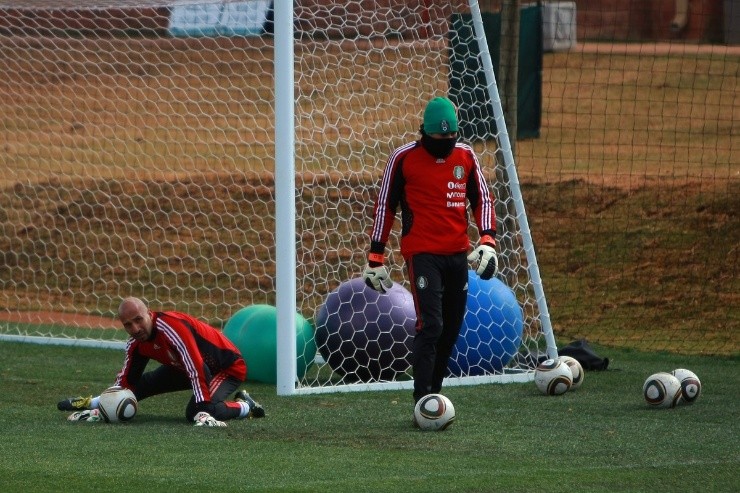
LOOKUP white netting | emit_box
[0,1,552,391]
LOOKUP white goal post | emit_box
[276,0,556,395]
[0,0,557,395]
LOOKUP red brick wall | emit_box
[576,0,724,42]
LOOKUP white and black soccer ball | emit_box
[671,368,701,403]
[414,394,455,431]
[559,355,584,390]
[534,358,573,395]
[98,386,138,423]
[643,372,683,408]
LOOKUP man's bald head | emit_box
[118,297,153,342]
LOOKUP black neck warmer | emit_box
[421,133,457,159]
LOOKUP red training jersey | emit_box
[114,311,246,405]
[369,140,496,258]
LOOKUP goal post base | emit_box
[285,370,535,396]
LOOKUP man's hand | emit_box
[194,412,228,427]
[363,264,393,293]
[67,409,103,422]
[467,243,498,280]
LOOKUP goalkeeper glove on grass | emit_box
[467,236,498,280]
[67,409,102,422]
[194,412,228,427]
[363,253,393,293]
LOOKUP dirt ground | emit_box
[0,38,736,355]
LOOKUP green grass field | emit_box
[1,342,737,492]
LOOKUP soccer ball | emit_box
[413,394,455,431]
[643,372,682,408]
[559,355,584,390]
[98,386,138,423]
[534,358,573,395]
[671,368,701,403]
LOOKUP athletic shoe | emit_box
[193,411,227,427]
[234,390,265,419]
[67,409,102,422]
[57,395,93,411]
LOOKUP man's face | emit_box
[119,302,153,341]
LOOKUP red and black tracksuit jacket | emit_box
[368,140,496,257]
[114,311,246,407]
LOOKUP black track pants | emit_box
[407,252,468,403]
[132,365,242,422]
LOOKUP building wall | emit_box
[576,0,724,43]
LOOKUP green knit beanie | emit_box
[423,97,459,134]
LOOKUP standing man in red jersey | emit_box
[362,96,499,417]
[58,296,265,427]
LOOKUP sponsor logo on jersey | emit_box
[446,180,466,207]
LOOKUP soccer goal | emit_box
[0,0,556,395]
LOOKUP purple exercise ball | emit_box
[315,277,416,383]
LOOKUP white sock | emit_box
[238,401,250,418]
[91,396,100,409]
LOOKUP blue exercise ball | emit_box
[448,271,524,376]
[315,277,416,383]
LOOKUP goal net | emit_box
[0,0,555,393]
